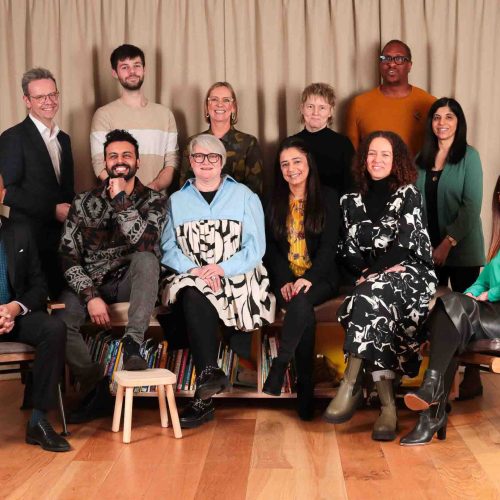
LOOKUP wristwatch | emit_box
[446,235,457,247]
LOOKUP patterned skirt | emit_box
[338,263,437,377]
[161,219,275,332]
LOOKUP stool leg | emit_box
[166,384,182,439]
[158,385,169,428]
[112,385,124,433]
[123,387,134,444]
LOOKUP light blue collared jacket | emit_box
[161,176,265,277]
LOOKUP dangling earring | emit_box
[206,113,210,119]
[231,112,235,123]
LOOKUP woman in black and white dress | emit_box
[161,134,275,428]
[323,131,437,441]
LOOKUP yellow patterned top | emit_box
[287,197,312,277]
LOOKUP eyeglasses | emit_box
[379,55,410,65]
[190,153,222,164]
[28,91,60,103]
[207,97,234,105]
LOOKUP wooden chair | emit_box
[112,368,182,443]
[458,339,500,374]
[0,341,69,435]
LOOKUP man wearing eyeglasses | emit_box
[90,44,179,192]
[345,40,435,156]
[0,67,75,299]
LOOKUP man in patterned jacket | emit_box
[57,129,167,423]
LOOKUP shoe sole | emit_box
[180,409,215,429]
[26,436,71,452]
[372,431,397,441]
[123,358,148,371]
[195,378,228,400]
[404,393,431,412]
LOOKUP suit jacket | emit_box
[0,216,47,312]
[264,186,341,292]
[0,116,75,251]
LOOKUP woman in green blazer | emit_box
[416,97,485,399]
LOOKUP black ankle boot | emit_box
[194,366,228,400]
[263,359,288,396]
[404,368,443,411]
[399,405,447,446]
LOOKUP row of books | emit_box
[261,333,296,394]
[85,331,168,393]
[86,331,295,395]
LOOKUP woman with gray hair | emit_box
[161,134,275,428]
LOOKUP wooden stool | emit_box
[112,369,182,443]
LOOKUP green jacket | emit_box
[416,145,485,267]
[465,252,500,302]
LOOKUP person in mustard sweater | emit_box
[345,40,435,156]
[401,175,500,446]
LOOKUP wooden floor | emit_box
[1,374,500,500]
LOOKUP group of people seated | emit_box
[0,40,498,455]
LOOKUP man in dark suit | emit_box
[0,174,70,452]
[0,67,75,299]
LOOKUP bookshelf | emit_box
[85,326,339,399]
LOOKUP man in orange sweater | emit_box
[345,40,435,156]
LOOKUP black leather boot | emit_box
[179,398,215,428]
[404,368,443,411]
[194,366,228,400]
[263,359,289,396]
[296,380,315,421]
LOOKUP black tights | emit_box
[181,287,222,375]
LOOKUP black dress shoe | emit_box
[179,398,215,428]
[122,336,148,371]
[67,377,114,424]
[262,359,288,396]
[26,419,71,452]
[194,366,228,400]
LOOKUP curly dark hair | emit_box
[352,131,417,195]
[103,129,139,158]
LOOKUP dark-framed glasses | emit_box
[28,91,60,103]
[207,97,234,105]
[191,153,222,164]
[379,55,410,65]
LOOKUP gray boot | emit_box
[323,355,364,424]
[372,378,397,441]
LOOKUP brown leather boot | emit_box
[323,356,363,424]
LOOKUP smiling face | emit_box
[206,85,235,126]
[379,42,412,86]
[189,144,223,184]
[112,56,145,91]
[366,137,393,181]
[23,78,59,128]
[432,105,458,142]
[105,141,139,180]
[279,147,310,192]
[301,94,332,132]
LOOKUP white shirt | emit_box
[29,114,62,184]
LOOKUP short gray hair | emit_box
[188,134,226,166]
[21,68,57,96]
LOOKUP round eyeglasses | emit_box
[190,153,222,164]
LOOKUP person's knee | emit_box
[129,251,159,275]
[287,292,314,317]
[41,315,67,347]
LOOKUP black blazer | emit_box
[0,116,74,249]
[265,186,341,292]
[1,217,47,312]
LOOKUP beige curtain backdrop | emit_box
[0,0,498,240]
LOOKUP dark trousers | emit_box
[5,311,66,411]
[275,281,335,386]
[180,287,224,375]
[436,266,480,293]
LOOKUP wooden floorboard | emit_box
[1,374,500,499]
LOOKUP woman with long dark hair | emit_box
[401,175,500,445]
[264,136,340,420]
[416,97,485,399]
[324,131,437,441]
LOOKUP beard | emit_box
[118,75,144,91]
[107,163,138,181]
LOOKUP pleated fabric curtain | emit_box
[0,0,499,237]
